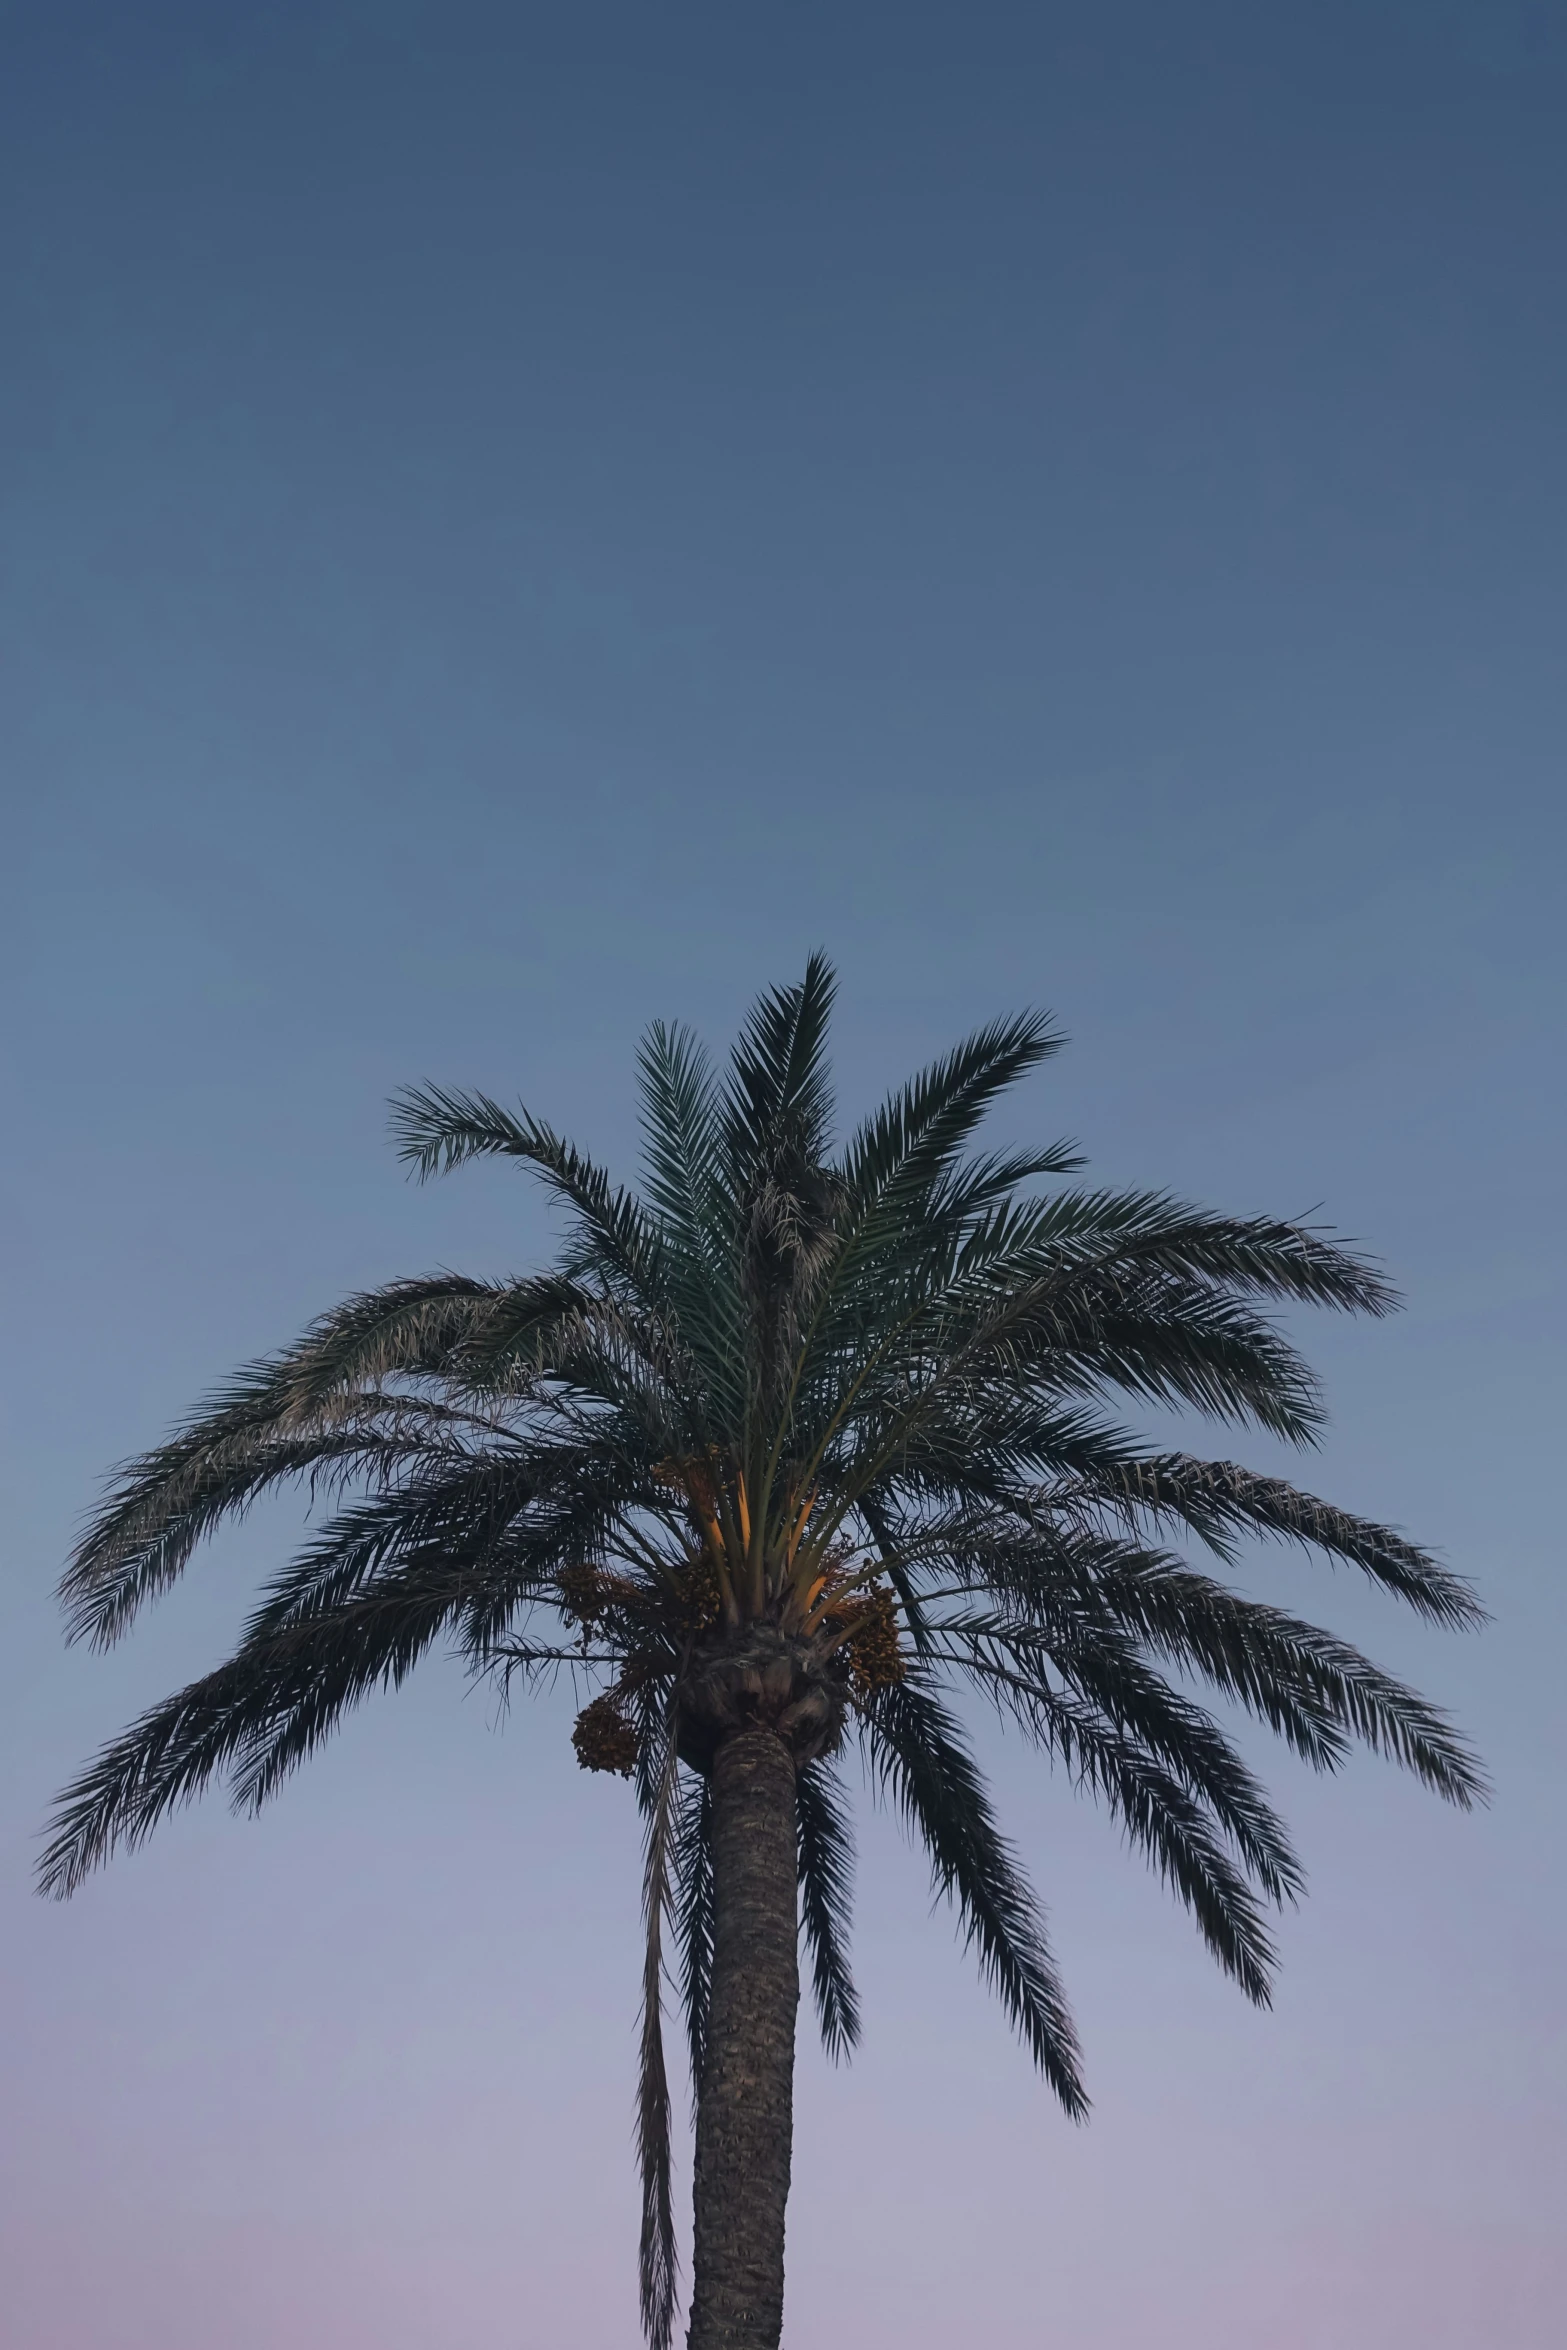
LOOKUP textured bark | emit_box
[686,1728,800,2350]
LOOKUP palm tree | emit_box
[42,958,1483,2350]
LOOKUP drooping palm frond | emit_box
[862,1676,1088,2117]
[59,1274,592,1648]
[1098,1453,1485,1626]
[925,1621,1295,1999]
[796,1758,860,2062]
[389,1085,664,1302]
[39,1570,464,1897]
[636,1719,682,2350]
[922,1519,1485,1801]
[672,1768,715,2098]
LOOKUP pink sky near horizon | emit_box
[5,1642,1560,2347]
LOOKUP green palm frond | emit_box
[796,1758,860,2061]
[39,1565,465,1896]
[721,950,838,1190]
[1025,1692,1283,2001]
[390,1084,663,1298]
[1102,1453,1485,1626]
[863,1677,1088,2118]
[673,1768,715,2098]
[836,1011,1067,1219]
[60,1274,586,1647]
[636,1720,681,2350]
[637,1022,729,1255]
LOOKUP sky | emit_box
[2,3,1564,2344]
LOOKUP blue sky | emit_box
[3,6,1564,2345]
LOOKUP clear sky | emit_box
[3,5,1563,2345]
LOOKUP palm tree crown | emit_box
[43,959,1483,2350]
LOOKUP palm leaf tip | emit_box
[387,1082,532,1180]
[723,952,839,1170]
[636,1021,727,1251]
[837,1008,1069,1210]
[37,1701,191,1899]
[1124,1456,1488,1631]
[865,1680,1088,2120]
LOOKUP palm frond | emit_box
[862,1676,1087,2118]
[927,1142,1087,1221]
[999,1190,1398,1317]
[1058,1550,1484,1802]
[635,1021,746,1417]
[38,1554,470,1896]
[836,1011,1066,1217]
[673,1768,715,2100]
[996,1270,1330,1440]
[928,1521,1486,1807]
[238,1467,617,1689]
[796,1759,860,2061]
[934,1609,1305,1896]
[721,952,838,1187]
[1028,1684,1284,1999]
[59,1277,549,1646]
[390,1084,662,1300]
[637,1020,728,1249]
[1104,1455,1486,1627]
[922,1629,1289,1999]
[636,1722,681,2350]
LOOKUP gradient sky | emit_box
[3,5,1564,2345]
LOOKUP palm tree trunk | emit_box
[686,1726,800,2350]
